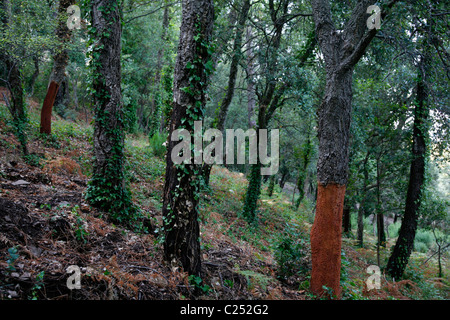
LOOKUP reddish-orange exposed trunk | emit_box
[40,81,59,135]
[310,182,346,299]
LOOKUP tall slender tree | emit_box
[40,0,76,135]
[0,0,28,156]
[162,0,214,276]
[309,0,398,298]
[85,0,134,220]
[386,11,433,279]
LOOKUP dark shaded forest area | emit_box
[0,0,449,304]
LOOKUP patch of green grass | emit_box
[125,145,165,182]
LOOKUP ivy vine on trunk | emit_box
[162,0,214,276]
[85,0,136,222]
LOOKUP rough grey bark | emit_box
[86,0,130,216]
[163,0,214,276]
[310,0,399,298]
[311,0,387,185]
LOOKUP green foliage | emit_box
[0,0,58,62]
[273,223,309,280]
[188,275,211,294]
[340,251,367,300]
[241,164,262,224]
[6,247,19,272]
[236,268,272,292]
[148,131,167,158]
[29,271,45,300]
[120,0,177,135]
[402,257,448,300]
[71,205,89,244]
[126,145,165,183]
[23,153,43,167]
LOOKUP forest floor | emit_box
[0,98,449,300]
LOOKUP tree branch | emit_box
[338,0,400,74]
[124,1,180,24]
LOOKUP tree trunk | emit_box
[48,0,75,110]
[163,0,214,276]
[28,55,40,96]
[357,152,370,247]
[296,135,313,208]
[311,182,346,297]
[295,171,306,209]
[246,26,256,129]
[4,58,28,156]
[342,205,351,234]
[309,0,392,298]
[4,60,25,123]
[150,1,171,137]
[310,67,353,298]
[386,66,429,280]
[279,169,288,189]
[72,77,79,110]
[242,160,262,222]
[1,0,28,156]
[268,175,275,197]
[376,158,386,248]
[40,81,59,134]
[85,0,132,217]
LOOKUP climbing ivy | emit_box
[83,0,138,226]
[242,162,262,224]
[162,18,215,242]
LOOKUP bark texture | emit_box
[309,0,397,298]
[310,182,346,297]
[85,0,130,216]
[386,68,429,280]
[163,0,214,276]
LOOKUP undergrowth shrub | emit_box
[273,222,310,281]
[148,131,167,158]
[414,229,434,253]
[402,256,448,299]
